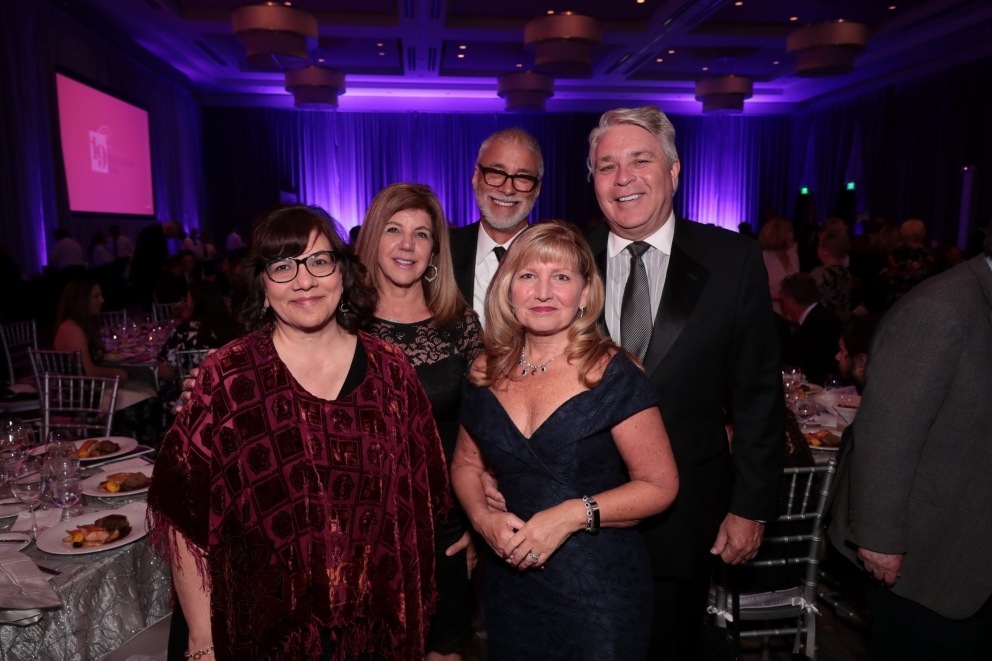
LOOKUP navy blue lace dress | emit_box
[460,353,658,661]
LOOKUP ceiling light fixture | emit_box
[284,66,346,109]
[523,12,601,77]
[694,74,753,112]
[786,20,868,76]
[497,70,554,111]
[232,3,318,70]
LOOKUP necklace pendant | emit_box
[521,367,528,376]
[540,365,546,373]
[531,367,538,376]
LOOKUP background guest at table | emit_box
[148,204,449,660]
[882,218,935,306]
[48,228,85,275]
[812,227,853,321]
[835,312,881,392]
[759,217,799,314]
[53,279,129,383]
[54,279,159,441]
[155,280,241,407]
[452,221,679,660]
[354,183,482,661]
[779,272,842,386]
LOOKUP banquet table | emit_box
[0,485,171,660]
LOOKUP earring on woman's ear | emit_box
[424,256,438,283]
[578,306,587,318]
[259,304,269,320]
[339,300,350,313]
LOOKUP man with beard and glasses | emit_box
[450,128,543,326]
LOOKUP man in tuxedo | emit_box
[828,240,992,660]
[779,272,843,385]
[450,128,543,325]
[585,106,783,659]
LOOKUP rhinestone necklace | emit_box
[518,348,563,376]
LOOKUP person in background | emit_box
[453,221,678,660]
[828,238,992,660]
[882,218,935,305]
[131,220,184,308]
[155,280,242,410]
[758,217,799,314]
[779,272,842,386]
[834,313,880,392]
[109,224,134,261]
[48,228,85,273]
[450,128,543,326]
[89,232,115,267]
[354,183,482,661]
[812,228,853,321]
[584,106,782,659]
[53,279,129,383]
[149,205,448,660]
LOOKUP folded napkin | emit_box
[10,506,61,534]
[0,550,62,610]
[96,456,154,473]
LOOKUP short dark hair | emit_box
[780,273,820,307]
[241,205,375,332]
[842,313,881,358]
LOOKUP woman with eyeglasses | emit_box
[148,205,450,661]
[354,183,483,661]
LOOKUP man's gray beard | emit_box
[478,195,535,232]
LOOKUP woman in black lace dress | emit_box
[354,183,482,660]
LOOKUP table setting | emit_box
[783,368,860,456]
[0,428,170,660]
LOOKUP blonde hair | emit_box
[355,183,467,327]
[472,221,621,389]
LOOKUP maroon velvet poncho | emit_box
[148,330,448,660]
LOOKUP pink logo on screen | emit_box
[89,126,110,174]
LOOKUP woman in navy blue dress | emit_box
[451,222,679,660]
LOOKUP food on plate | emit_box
[803,429,841,448]
[62,514,132,548]
[77,439,121,458]
[99,472,151,493]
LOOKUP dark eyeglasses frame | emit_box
[263,251,339,283]
[477,165,541,193]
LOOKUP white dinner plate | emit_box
[31,437,139,462]
[0,532,31,552]
[81,465,154,498]
[35,503,148,555]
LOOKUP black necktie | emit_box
[493,246,506,263]
[620,241,652,360]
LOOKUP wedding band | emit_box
[527,552,540,563]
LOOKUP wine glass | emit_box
[795,396,818,425]
[52,476,83,521]
[782,366,803,394]
[11,457,45,539]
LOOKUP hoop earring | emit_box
[339,300,349,313]
[424,263,438,283]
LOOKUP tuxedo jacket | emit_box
[450,221,482,306]
[587,219,784,578]
[784,303,842,386]
[829,255,992,619]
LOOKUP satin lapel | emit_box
[642,235,709,376]
[588,227,612,336]
[451,222,479,303]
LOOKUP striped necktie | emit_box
[620,241,652,360]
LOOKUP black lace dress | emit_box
[459,353,658,660]
[366,308,483,654]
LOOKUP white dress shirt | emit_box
[605,212,676,345]
[473,225,526,327]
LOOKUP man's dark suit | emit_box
[782,303,842,386]
[587,218,783,577]
[450,222,482,305]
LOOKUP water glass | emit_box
[11,458,45,538]
[823,374,842,391]
[795,397,818,424]
[52,476,83,521]
[782,366,803,394]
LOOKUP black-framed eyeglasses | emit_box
[264,251,338,283]
[477,165,541,193]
